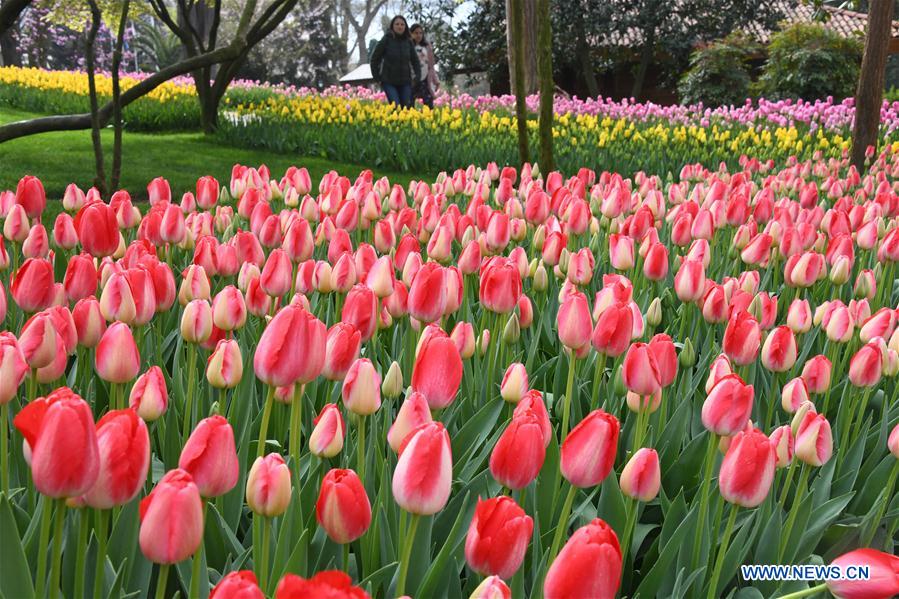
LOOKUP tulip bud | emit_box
[561,410,620,488]
[464,496,534,579]
[179,415,239,498]
[316,468,372,544]
[533,262,548,291]
[139,469,204,564]
[645,297,662,328]
[244,452,292,517]
[619,447,661,502]
[206,339,244,389]
[500,363,528,403]
[392,421,452,514]
[543,518,622,599]
[678,338,695,367]
[489,412,546,490]
[801,355,832,394]
[781,376,810,414]
[95,321,140,384]
[181,299,213,344]
[129,366,169,421]
[794,412,833,467]
[718,429,775,507]
[502,312,521,344]
[342,358,382,416]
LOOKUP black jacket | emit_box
[370,33,421,86]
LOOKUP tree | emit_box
[148,0,301,133]
[851,0,895,171]
[0,0,286,143]
[536,0,553,171]
[505,0,537,93]
[0,0,32,65]
[508,0,529,165]
[340,0,387,63]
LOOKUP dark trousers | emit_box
[413,80,434,108]
[382,82,413,108]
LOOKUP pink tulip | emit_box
[179,415,240,498]
[392,421,452,515]
[139,469,204,564]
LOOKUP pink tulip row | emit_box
[1,148,898,599]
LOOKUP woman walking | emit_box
[370,15,421,108]
[410,23,439,108]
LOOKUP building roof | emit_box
[751,1,899,44]
[339,64,373,83]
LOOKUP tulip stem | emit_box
[396,513,420,597]
[548,483,578,567]
[257,386,275,457]
[290,385,303,463]
[74,509,89,599]
[846,386,873,451]
[356,414,366,483]
[258,516,271,594]
[778,460,796,509]
[49,499,65,599]
[778,464,809,563]
[182,343,199,442]
[690,433,718,573]
[593,353,607,410]
[706,504,738,599]
[154,565,170,599]
[561,350,577,441]
[1,402,8,496]
[93,509,108,599]
[35,496,52,598]
[775,583,828,599]
[619,497,639,567]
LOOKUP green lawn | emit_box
[0,106,430,200]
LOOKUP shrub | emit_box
[757,22,862,101]
[679,33,760,107]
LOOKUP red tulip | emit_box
[15,175,46,218]
[254,304,326,387]
[129,365,168,421]
[827,549,899,599]
[139,468,204,564]
[647,334,678,387]
[411,332,463,410]
[557,290,592,351]
[392,421,452,515]
[179,415,239,498]
[849,341,883,388]
[95,321,140,384]
[621,342,662,396]
[591,301,632,358]
[408,262,447,324]
[801,354,832,394]
[619,447,661,502]
[75,201,119,258]
[342,284,379,342]
[0,333,28,405]
[723,310,761,366]
[761,325,798,372]
[643,242,669,281]
[13,387,99,497]
[489,412,546,489]
[64,253,98,302]
[309,403,346,458]
[322,322,362,381]
[316,468,372,544]
[718,428,775,508]
[342,358,381,415]
[81,408,150,509]
[673,259,705,303]
[794,411,833,467]
[464,496,534,579]
[246,453,292,517]
[72,296,106,348]
[196,176,220,210]
[12,258,55,313]
[543,518,622,599]
[479,257,522,314]
[702,374,754,436]
[560,410,620,488]
[18,311,57,368]
[22,223,49,258]
[210,571,263,599]
[274,571,370,599]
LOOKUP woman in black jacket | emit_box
[369,15,421,108]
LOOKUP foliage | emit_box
[678,33,761,107]
[757,22,863,101]
[132,18,182,72]
[235,0,342,89]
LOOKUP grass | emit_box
[0,106,430,201]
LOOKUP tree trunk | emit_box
[508,0,529,166]
[631,27,655,100]
[85,0,106,196]
[110,0,131,190]
[0,28,18,66]
[506,0,538,95]
[576,23,598,98]
[536,0,554,172]
[851,0,894,172]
